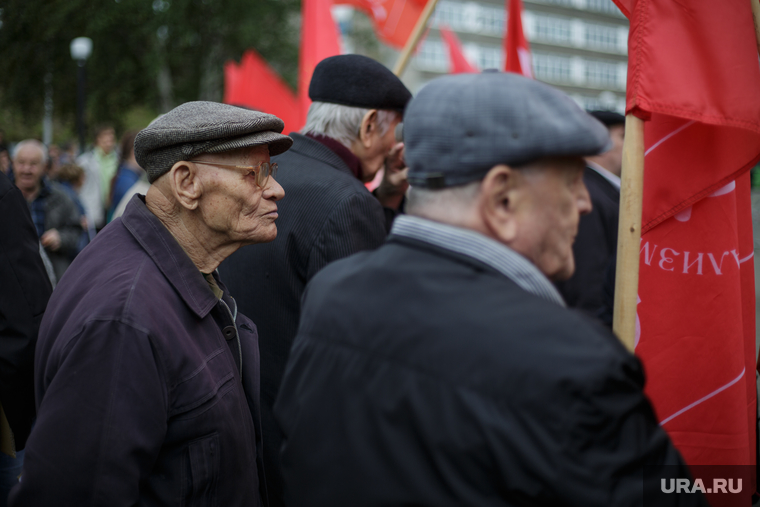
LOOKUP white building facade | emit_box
[408,0,628,112]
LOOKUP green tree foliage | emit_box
[0,0,300,137]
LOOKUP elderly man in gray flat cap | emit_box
[273,73,706,506]
[10,102,291,507]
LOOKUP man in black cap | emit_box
[10,102,292,507]
[219,53,412,506]
[273,73,705,506]
[555,110,625,319]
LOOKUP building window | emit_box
[584,23,618,51]
[432,1,504,35]
[532,14,572,44]
[585,0,624,16]
[415,39,449,72]
[584,59,620,88]
[533,52,572,83]
[532,0,576,7]
[476,45,502,70]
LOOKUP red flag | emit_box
[613,0,760,470]
[503,0,532,77]
[299,0,342,125]
[222,50,301,135]
[440,26,477,74]
[336,0,428,48]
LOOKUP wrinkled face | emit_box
[511,158,591,281]
[194,145,284,246]
[13,144,46,194]
[357,113,402,182]
[96,129,116,154]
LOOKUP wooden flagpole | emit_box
[393,0,441,76]
[612,114,645,352]
[751,0,760,56]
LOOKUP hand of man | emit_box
[375,142,408,210]
[41,228,62,251]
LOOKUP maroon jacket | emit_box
[10,195,266,507]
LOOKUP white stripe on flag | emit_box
[659,367,746,426]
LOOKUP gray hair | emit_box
[406,180,482,221]
[12,139,49,165]
[301,101,398,149]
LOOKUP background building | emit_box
[336,0,628,112]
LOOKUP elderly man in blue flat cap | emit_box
[273,73,707,506]
[10,102,292,507]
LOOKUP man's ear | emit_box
[358,109,379,149]
[168,161,202,210]
[480,164,523,244]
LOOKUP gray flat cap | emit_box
[405,72,611,188]
[135,101,293,183]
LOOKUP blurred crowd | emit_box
[0,127,147,284]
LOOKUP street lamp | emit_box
[70,37,93,155]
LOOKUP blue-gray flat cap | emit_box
[405,72,611,188]
[135,101,293,183]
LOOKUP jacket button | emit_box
[222,326,236,341]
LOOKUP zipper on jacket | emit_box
[219,297,242,380]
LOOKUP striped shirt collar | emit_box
[586,161,621,190]
[390,215,566,307]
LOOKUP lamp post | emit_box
[70,37,92,155]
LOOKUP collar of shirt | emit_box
[304,133,362,180]
[120,194,220,318]
[586,161,621,190]
[390,215,566,307]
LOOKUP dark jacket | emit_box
[0,172,52,450]
[555,166,620,316]
[274,231,702,506]
[35,180,83,281]
[10,195,266,507]
[219,133,387,506]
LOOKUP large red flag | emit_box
[613,0,760,470]
[503,0,532,77]
[299,0,342,126]
[336,0,428,48]
[223,50,301,134]
[440,26,477,74]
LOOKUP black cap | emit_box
[308,54,412,113]
[587,110,625,127]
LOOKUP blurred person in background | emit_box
[58,141,77,165]
[110,169,149,220]
[55,163,91,254]
[76,124,117,231]
[13,140,83,281]
[0,148,10,176]
[107,131,142,222]
[0,169,52,507]
[45,145,62,180]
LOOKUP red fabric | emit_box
[300,0,342,126]
[440,26,477,73]
[336,0,428,49]
[503,0,532,77]
[613,0,760,469]
[222,50,301,135]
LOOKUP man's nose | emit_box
[265,176,285,201]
